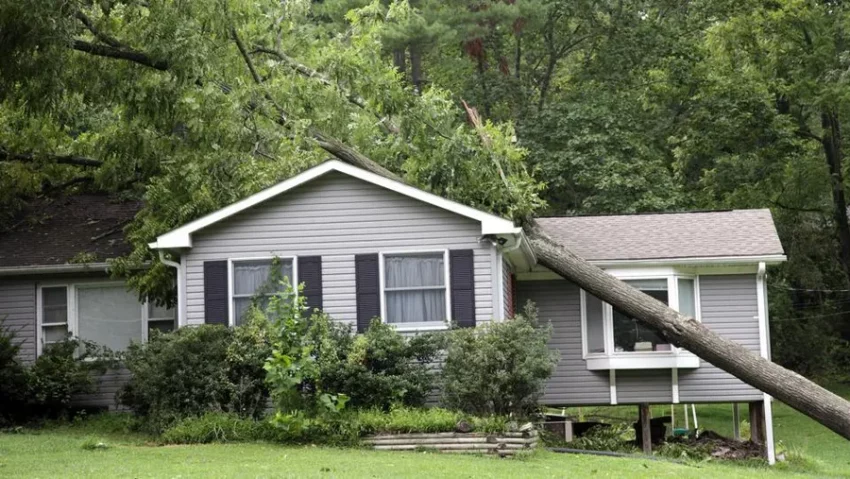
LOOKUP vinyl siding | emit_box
[616,369,673,404]
[184,172,496,326]
[678,274,762,402]
[73,368,131,410]
[517,279,611,405]
[0,280,37,364]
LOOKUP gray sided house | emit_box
[1,160,785,461]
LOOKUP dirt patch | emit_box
[669,430,763,460]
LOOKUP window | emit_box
[382,252,448,325]
[231,258,294,325]
[147,301,176,335]
[581,273,700,370]
[612,279,669,353]
[40,286,69,346]
[38,282,148,354]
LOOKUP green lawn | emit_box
[1,385,848,479]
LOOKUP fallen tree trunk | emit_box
[525,221,850,440]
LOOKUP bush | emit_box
[354,407,509,435]
[320,319,443,410]
[568,423,638,453]
[120,318,271,432]
[441,302,558,417]
[0,323,116,425]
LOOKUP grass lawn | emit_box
[0,385,848,478]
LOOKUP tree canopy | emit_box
[2,0,850,380]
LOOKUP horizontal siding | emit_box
[679,274,763,402]
[0,280,36,364]
[73,367,131,410]
[517,279,610,405]
[502,258,512,319]
[616,369,672,404]
[185,172,496,326]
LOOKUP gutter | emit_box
[158,250,186,327]
[0,262,113,277]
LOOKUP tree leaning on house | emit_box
[1,1,850,439]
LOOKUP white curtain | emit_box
[384,255,445,323]
[77,286,142,351]
[585,294,605,354]
[678,278,696,317]
[232,260,293,324]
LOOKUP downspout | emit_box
[158,250,186,327]
[756,261,776,465]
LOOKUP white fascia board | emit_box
[589,254,787,267]
[152,160,518,250]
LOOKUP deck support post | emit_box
[639,404,652,454]
[732,403,741,440]
[749,400,766,451]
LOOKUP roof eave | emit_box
[587,254,787,268]
[0,262,113,277]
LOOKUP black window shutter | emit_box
[355,253,380,333]
[450,249,476,328]
[298,256,323,312]
[203,260,228,325]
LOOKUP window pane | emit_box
[385,254,444,288]
[678,278,696,318]
[585,293,605,354]
[613,286,669,352]
[42,287,67,323]
[233,260,293,295]
[148,319,175,334]
[43,324,68,343]
[233,297,255,325]
[148,301,174,320]
[77,286,142,352]
[385,290,446,323]
[625,278,668,291]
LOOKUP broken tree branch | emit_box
[0,148,103,167]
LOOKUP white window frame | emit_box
[580,269,701,370]
[143,300,177,342]
[36,280,150,356]
[227,256,298,327]
[379,249,451,332]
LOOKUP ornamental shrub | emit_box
[441,302,558,417]
[0,325,30,425]
[120,318,271,432]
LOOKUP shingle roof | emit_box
[536,209,784,262]
[0,195,142,268]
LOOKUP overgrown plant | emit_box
[262,282,349,429]
[441,302,557,417]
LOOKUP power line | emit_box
[770,285,850,293]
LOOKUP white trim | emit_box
[609,370,617,405]
[227,256,298,327]
[517,264,762,282]
[378,249,451,332]
[580,289,588,358]
[756,261,776,465]
[496,249,505,322]
[588,254,786,267]
[587,354,700,370]
[672,368,680,404]
[764,394,776,465]
[150,160,520,250]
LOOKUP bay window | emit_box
[582,274,700,370]
[230,258,294,325]
[382,252,449,327]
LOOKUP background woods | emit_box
[1,0,849,381]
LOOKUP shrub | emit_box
[0,325,29,425]
[568,423,638,453]
[441,302,558,417]
[120,319,271,432]
[321,319,443,410]
[0,324,115,424]
[353,407,509,435]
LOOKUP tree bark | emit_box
[525,221,850,440]
[821,110,850,288]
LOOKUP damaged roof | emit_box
[536,209,785,262]
[0,194,142,268]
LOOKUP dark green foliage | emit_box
[120,320,271,432]
[566,423,637,453]
[0,325,115,425]
[441,303,557,417]
[320,319,444,410]
[0,325,30,425]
